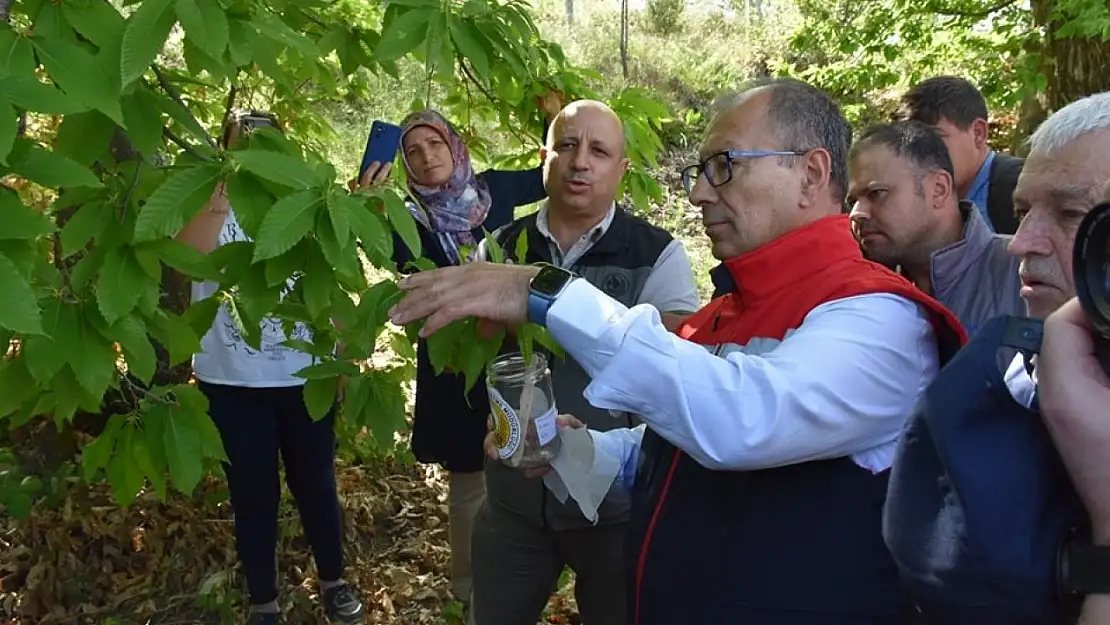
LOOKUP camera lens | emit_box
[1073,201,1110,338]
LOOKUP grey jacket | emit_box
[927,201,1024,335]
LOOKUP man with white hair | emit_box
[1004,90,1110,401]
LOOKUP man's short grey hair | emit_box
[714,78,852,203]
[1029,91,1110,157]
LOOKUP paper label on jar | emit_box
[489,388,522,460]
[534,404,558,446]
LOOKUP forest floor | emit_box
[0,152,710,625]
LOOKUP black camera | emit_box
[1072,201,1110,373]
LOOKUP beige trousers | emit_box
[448,470,486,603]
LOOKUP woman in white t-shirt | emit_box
[177,112,363,625]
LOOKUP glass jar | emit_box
[486,352,561,469]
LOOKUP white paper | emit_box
[543,426,623,524]
[534,405,557,446]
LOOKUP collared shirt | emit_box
[966,151,996,233]
[542,279,938,487]
[484,202,700,315]
[1004,352,1037,409]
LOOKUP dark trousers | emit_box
[471,502,628,625]
[201,381,345,605]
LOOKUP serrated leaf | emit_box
[426,318,467,375]
[164,405,204,493]
[0,73,81,115]
[96,248,147,324]
[9,140,102,188]
[303,376,339,421]
[22,334,64,383]
[183,295,221,338]
[107,425,145,505]
[120,89,165,158]
[252,9,319,57]
[196,0,229,57]
[449,18,490,81]
[0,252,42,334]
[151,90,214,150]
[252,189,322,262]
[0,27,35,75]
[175,0,210,50]
[60,199,110,258]
[31,36,123,123]
[120,0,178,86]
[365,371,408,446]
[294,360,361,380]
[133,164,222,243]
[327,194,352,248]
[151,239,221,281]
[54,110,115,167]
[69,310,119,397]
[82,414,124,480]
[112,314,156,384]
[224,172,274,237]
[0,188,54,241]
[347,201,394,267]
[129,433,165,500]
[303,267,331,321]
[375,8,432,60]
[62,0,125,50]
[382,192,421,258]
[232,150,319,190]
[146,311,201,366]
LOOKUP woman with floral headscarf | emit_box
[353,96,560,606]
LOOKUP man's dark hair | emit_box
[727,77,853,203]
[852,120,955,192]
[900,76,989,129]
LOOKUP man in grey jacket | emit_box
[847,120,1024,334]
[472,100,700,625]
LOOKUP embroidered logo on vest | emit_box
[601,271,631,298]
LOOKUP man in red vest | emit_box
[389,77,966,625]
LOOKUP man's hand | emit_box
[389,263,540,337]
[1040,297,1110,541]
[484,413,585,478]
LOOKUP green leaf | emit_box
[224,172,275,238]
[364,370,408,446]
[0,188,54,241]
[59,199,111,258]
[82,414,124,480]
[9,140,102,188]
[327,193,352,248]
[0,73,82,115]
[146,311,201,366]
[232,150,319,190]
[0,357,37,418]
[183,296,221,338]
[449,18,490,81]
[30,36,123,123]
[111,314,156,384]
[375,8,432,60]
[0,26,36,75]
[252,189,322,262]
[107,425,146,505]
[151,239,221,281]
[0,102,16,165]
[70,311,118,398]
[252,9,319,57]
[303,376,339,421]
[347,202,394,267]
[54,110,115,167]
[120,0,178,86]
[0,252,42,334]
[120,89,166,158]
[163,405,204,493]
[514,229,530,263]
[23,334,64,383]
[129,432,165,500]
[176,0,211,50]
[294,360,361,380]
[62,0,125,50]
[382,192,421,258]
[426,319,467,374]
[483,230,505,263]
[196,0,230,57]
[133,164,222,243]
[96,248,147,324]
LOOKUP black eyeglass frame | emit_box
[681,148,808,195]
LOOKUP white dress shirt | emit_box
[544,278,940,483]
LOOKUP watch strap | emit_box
[1061,539,1110,595]
[527,291,553,326]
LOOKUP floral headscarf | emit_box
[400,110,492,264]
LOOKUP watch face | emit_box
[531,266,573,297]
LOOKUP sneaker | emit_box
[322,584,365,624]
[248,612,281,625]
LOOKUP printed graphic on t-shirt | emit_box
[217,215,313,362]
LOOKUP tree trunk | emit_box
[620,0,629,79]
[565,0,574,26]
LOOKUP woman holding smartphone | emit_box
[353,94,560,606]
[179,111,364,625]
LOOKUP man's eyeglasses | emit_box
[681,149,807,195]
